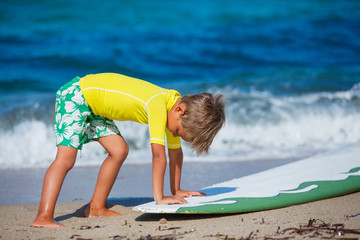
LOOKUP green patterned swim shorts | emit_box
[54,76,120,149]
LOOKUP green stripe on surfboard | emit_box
[176,174,360,214]
[132,143,360,214]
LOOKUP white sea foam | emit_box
[0,121,152,169]
[0,83,359,169]
[0,121,56,169]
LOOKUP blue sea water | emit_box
[0,0,360,168]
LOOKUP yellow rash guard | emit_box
[79,73,181,149]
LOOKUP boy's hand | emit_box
[175,189,206,198]
[157,196,188,205]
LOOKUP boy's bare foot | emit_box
[31,217,64,228]
[84,204,121,218]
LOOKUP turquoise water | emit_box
[0,0,359,168]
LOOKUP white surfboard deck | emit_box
[133,142,360,214]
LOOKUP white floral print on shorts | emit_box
[54,76,120,149]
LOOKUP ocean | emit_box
[1,0,360,169]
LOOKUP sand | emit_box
[1,160,359,239]
[0,192,359,240]
[0,160,295,205]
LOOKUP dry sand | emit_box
[1,192,359,240]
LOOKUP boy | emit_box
[32,73,225,228]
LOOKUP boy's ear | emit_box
[176,103,186,116]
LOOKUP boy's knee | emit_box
[54,157,75,171]
[55,146,78,171]
[110,143,129,164]
[65,160,76,170]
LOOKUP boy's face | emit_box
[167,103,190,142]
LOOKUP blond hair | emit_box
[179,93,225,155]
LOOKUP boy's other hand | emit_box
[175,189,206,198]
[157,196,188,205]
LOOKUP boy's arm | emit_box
[168,148,183,195]
[168,147,206,197]
[151,143,187,205]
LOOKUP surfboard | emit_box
[133,142,360,214]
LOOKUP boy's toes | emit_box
[31,219,64,228]
[84,205,120,218]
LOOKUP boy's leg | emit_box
[32,146,77,228]
[85,134,128,217]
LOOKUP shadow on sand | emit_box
[54,197,153,222]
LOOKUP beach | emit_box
[0,191,359,239]
[0,160,296,206]
[1,160,359,239]
[1,1,360,239]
